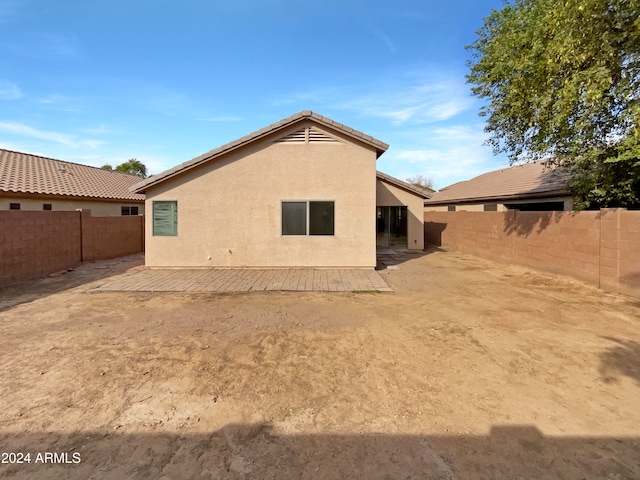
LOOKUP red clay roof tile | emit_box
[0,149,145,201]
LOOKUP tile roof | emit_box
[0,149,145,202]
[376,171,432,199]
[424,161,570,205]
[132,111,389,193]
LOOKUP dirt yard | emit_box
[1,249,639,479]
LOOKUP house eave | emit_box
[132,111,389,194]
[424,190,571,206]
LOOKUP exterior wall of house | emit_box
[424,196,573,212]
[0,193,144,216]
[144,122,378,268]
[376,179,424,250]
[425,204,490,212]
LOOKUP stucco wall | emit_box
[376,179,424,250]
[0,194,144,216]
[144,122,378,268]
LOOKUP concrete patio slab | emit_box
[93,268,392,293]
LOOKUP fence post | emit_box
[77,209,84,262]
[76,209,92,263]
[599,208,623,294]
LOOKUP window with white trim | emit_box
[121,206,139,216]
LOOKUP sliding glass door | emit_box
[376,206,407,248]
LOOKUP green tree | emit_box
[101,164,113,171]
[114,158,148,178]
[467,0,640,208]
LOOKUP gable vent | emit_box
[308,127,339,143]
[277,128,307,143]
[275,127,341,144]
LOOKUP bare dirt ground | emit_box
[1,249,639,479]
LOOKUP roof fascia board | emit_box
[376,171,430,199]
[424,190,571,206]
[132,111,389,193]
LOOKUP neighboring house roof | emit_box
[0,149,145,202]
[132,110,390,193]
[376,171,432,199]
[424,161,570,206]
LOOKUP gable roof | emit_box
[424,161,570,206]
[0,149,145,202]
[376,171,432,199]
[132,111,389,193]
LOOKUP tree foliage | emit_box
[101,159,148,178]
[467,0,640,208]
[406,174,435,191]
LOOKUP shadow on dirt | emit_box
[376,246,437,270]
[1,425,638,479]
[599,336,640,387]
[0,254,144,313]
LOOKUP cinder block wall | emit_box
[0,210,145,287]
[80,210,144,261]
[619,210,640,298]
[424,209,640,299]
[0,211,81,286]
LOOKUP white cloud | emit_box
[83,124,111,134]
[379,123,508,189]
[36,93,85,113]
[0,121,102,149]
[368,25,396,53]
[272,68,474,126]
[0,80,22,100]
[340,78,474,125]
[38,94,69,104]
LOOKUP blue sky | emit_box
[0,0,507,190]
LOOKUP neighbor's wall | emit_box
[144,120,378,268]
[80,209,145,261]
[0,193,145,216]
[424,209,640,298]
[425,204,494,212]
[0,210,145,287]
[376,179,424,249]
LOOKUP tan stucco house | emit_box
[0,149,145,216]
[424,161,572,212]
[132,111,428,269]
[376,171,430,250]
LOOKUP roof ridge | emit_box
[0,148,145,201]
[425,160,569,205]
[376,170,432,198]
[132,111,389,193]
[0,148,143,179]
